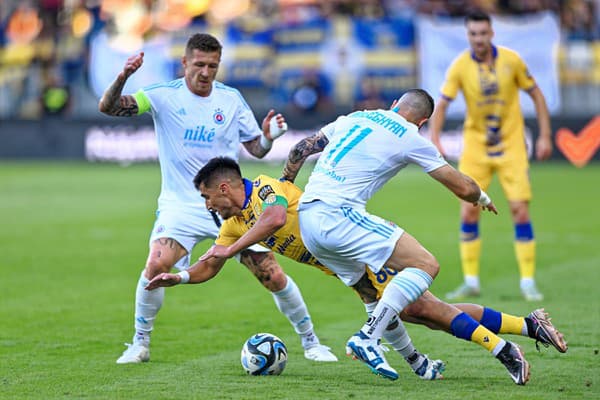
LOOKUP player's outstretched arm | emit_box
[144,257,226,290]
[243,109,288,158]
[201,205,287,262]
[281,130,329,182]
[98,52,144,117]
[428,165,498,214]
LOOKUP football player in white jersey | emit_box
[282,89,531,385]
[99,33,336,364]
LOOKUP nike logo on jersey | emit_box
[184,125,215,142]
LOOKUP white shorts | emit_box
[298,200,404,286]
[149,206,268,270]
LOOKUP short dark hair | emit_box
[465,11,491,25]
[404,88,435,119]
[193,157,241,189]
[185,33,222,56]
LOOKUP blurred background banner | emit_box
[88,30,174,98]
[417,12,561,117]
[1,0,599,163]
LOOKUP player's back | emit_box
[301,110,444,208]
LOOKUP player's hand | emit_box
[262,109,288,141]
[199,244,233,261]
[120,52,144,80]
[145,272,180,290]
[535,135,553,161]
[474,201,498,215]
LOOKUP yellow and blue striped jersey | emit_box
[216,175,330,273]
[440,45,536,156]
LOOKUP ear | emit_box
[417,117,428,129]
[390,99,399,111]
[219,182,228,194]
[181,55,187,69]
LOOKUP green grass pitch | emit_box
[1,160,598,399]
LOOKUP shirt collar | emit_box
[242,178,253,209]
[471,44,497,62]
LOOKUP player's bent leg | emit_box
[241,251,337,362]
[117,238,187,364]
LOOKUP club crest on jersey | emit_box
[264,193,277,205]
[258,185,275,201]
[213,108,225,125]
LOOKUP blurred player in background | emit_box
[428,11,553,302]
[99,33,336,364]
[146,156,566,382]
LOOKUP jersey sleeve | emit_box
[214,220,241,246]
[319,120,337,140]
[440,57,462,101]
[514,54,537,91]
[256,177,289,210]
[235,92,262,143]
[405,135,448,173]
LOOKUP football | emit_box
[240,333,288,375]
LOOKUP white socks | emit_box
[133,272,163,344]
[364,302,424,370]
[361,268,432,340]
[271,275,317,349]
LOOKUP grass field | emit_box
[1,160,599,400]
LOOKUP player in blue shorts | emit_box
[99,33,336,364]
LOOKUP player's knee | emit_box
[242,251,287,292]
[267,267,287,292]
[421,254,439,279]
[510,204,530,223]
[144,257,173,278]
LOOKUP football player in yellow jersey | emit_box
[146,157,567,384]
[428,11,553,302]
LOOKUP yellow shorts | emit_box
[459,151,531,202]
[362,266,397,300]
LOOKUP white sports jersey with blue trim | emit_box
[140,78,262,210]
[300,109,447,208]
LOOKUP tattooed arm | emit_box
[281,130,329,183]
[98,52,144,117]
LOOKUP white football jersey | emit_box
[136,79,262,210]
[300,109,447,208]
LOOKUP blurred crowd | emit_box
[0,0,599,120]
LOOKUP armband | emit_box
[476,190,491,206]
[176,270,190,284]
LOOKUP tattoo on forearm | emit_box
[99,77,138,117]
[244,137,269,159]
[282,132,328,182]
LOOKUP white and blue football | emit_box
[241,333,287,376]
